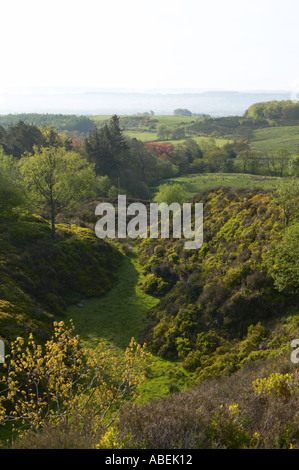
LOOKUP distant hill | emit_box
[0,88,293,116]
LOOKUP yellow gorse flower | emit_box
[0,321,152,441]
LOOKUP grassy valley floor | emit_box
[63,242,192,402]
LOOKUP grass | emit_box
[184,135,230,147]
[64,245,156,351]
[123,131,231,147]
[151,173,284,199]
[251,125,299,153]
[63,241,192,401]
[124,133,231,148]
[124,130,157,142]
[91,115,231,147]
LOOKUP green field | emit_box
[92,115,299,155]
[251,125,299,153]
[91,114,231,147]
[125,132,231,147]
[122,130,157,142]
[152,173,285,199]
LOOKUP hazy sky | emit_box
[1,0,299,92]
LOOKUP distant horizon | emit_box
[0,87,296,95]
[0,88,296,117]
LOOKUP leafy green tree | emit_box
[166,140,202,175]
[288,155,299,176]
[199,137,217,155]
[245,100,299,123]
[173,140,203,168]
[223,140,250,159]
[171,126,186,140]
[268,148,291,177]
[128,138,160,185]
[167,147,189,175]
[220,158,235,173]
[42,126,68,149]
[273,178,299,225]
[0,125,6,146]
[19,147,96,237]
[237,149,262,174]
[156,159,179,179]
[157,124,170,140]
[207,149,228,172]
[0,148,24,218]
[237,150,254,173]
[95,175,118,197]
[154,183,188,205]
[267,221,299,293]
[173,108,192,116]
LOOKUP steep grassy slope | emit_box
[251,125,299,153]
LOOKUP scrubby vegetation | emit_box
[0,114,95,138]
[0,215,121,346]
[0,321,150,447]
[137,186,299,379]
[117,354,299,449]
[0,106,298,449]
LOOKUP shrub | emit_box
[208,403,252,448]
[252,371,299,400]
[0,321,151,443]
[267,221,299,294]
[139,274,169,296]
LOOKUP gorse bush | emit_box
[0,321,151,444]
[138,188,298,370]
[252,371,299,400]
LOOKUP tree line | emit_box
[0,113,95,134]
[0,116,177,237]
[1,114,298,242]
